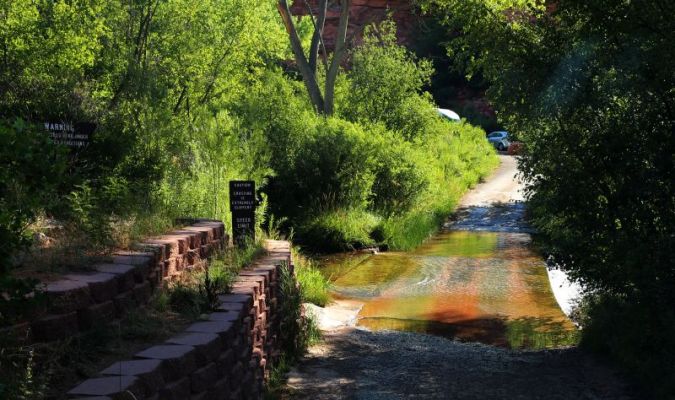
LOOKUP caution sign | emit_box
[229,180,255,246]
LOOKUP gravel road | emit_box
[281,156,637,400]
[283,329,633,400]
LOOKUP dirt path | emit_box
[459,155,524,207]
[282,156,635,400]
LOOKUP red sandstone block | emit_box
[64,273,118,303]
[261,255,291,267]
[32,312,79,341]
[190,362,219,393]
[101,359,165,397]
[115,250,156,263]
[264,239,290,252]
[94,264,136,292]
[194,221,224,236]
[209,376,230,399]
[166,332,222,365]
[230,285,257,300]
[135,345,197,381]
[216,349,235,375]
[45,279,91,314]
[77,300,115,330]
[178,254,188,271]
[227,387,242,400]
[251,265,277,282]
[238,343,252,362]
[158,376,190,400]
[234,275,265,290]
[186,321,235,343]
[182,226,211,245]
[68,376,143,399]
[113,253,154,270]
[238,270,270,283]
[147,238,181,258]
[133,243,166,263]
[171,230,202,249]
[229,361,245,384]
[187,249,201,266]
[207,311,240,323]
[189,392,208,400]
[242,316,253,332]
[242,369,254,389]
[217,294,253,308]
[112,290,136,316]
[162,260,170,278]
[216,302,247,318]
[132,281,153,305]
[161,233,190,254]
[199,244,209,258]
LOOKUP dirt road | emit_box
[281,156,635,400]
[459,155,524,207]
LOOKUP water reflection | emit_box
[319,204,579,349]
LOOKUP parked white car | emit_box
[487,131,510,151]
[436,108,460,122]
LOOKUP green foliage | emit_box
[278,262,310,358]
[0,120,67,325]
[295,253,330,307]
[577,294,675,397]
[428,0,674,395]
[300,209,380,252]
[243,56,496,252]
[0,120,68,269]
[0,334,48,400]
[345,19,435,140]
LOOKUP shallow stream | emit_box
[318,203,578,349]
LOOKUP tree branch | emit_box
[324,0,350,115]
[277,0,325,113]
[305,0,328,73]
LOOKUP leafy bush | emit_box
[294,252,330,307]
[429,0,675,395]
[345,18,434,140]
[300,209,381,252]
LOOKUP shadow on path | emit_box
[283,329,633,400]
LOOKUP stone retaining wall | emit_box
[66,239,293,400]
[10,219,227,342]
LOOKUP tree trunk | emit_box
[307,0,328,73]
[277,0,325,113]
[324,0,351,115]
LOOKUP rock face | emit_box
[290,0,419,50]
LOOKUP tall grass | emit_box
[293,249,330,307]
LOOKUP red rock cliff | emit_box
[289,0,419,50]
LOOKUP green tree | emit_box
[344,18,435,140]
[427,0,675,394]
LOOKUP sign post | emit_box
[229,180,256,247]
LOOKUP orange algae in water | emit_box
[320,231,578,349]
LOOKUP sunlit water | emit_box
[319,204,579,349]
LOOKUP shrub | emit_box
[299,209,380,252]
[345,18,434,140]
[0,120,68,326]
